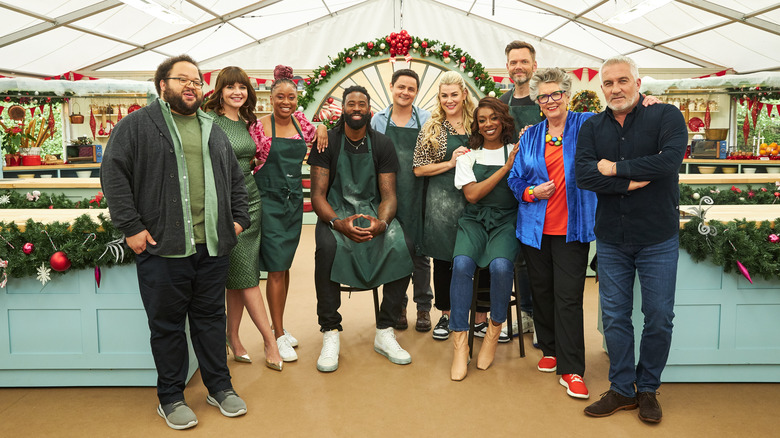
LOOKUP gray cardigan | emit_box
[100,99,250,257]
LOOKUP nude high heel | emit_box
[477,320,501,370]
[451,331,469,381]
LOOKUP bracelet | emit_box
[527,185,538,202]
[380,219,389,232]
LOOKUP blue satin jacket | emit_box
[507,111,597,249]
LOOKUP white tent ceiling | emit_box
[1,0,779,78]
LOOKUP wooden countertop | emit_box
[0,177,102,189]
[679,174,780,184]
[0,209,109,230]
[2,163,100,171]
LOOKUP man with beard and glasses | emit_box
[575,56,686,424]
[308,85,414,373]
[101,54,250,430]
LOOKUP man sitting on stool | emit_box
[309,85,415,372]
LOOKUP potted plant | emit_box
[1,123,32,166]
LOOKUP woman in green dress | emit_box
[205,66,282,370]
[449,97,519,381]
[251,66,328,362]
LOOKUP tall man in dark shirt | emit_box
[575,56,686,424]
[308,85,414,373]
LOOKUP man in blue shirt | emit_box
[371,69,433,332]
[575,55,687,424]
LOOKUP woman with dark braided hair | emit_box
[204,66,283,371]
[251,65,328,362]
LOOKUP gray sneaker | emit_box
[206,389,247,417]
[157,400,198,430]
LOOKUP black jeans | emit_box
[521,235,589,376]
[432,258,453,311]
[136,245,233,404]
[314,221,411,331]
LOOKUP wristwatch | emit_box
[328,217,339,229]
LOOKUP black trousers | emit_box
[314,221,411,331]
[521,235,589,376]
[432,258,452,311]
[136,245,232,404]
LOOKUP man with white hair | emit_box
[574,55,687,424]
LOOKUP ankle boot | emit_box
[450,331,469,381]
[477,320,501,370]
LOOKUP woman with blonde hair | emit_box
[413,71,476,341]
[204,66,283,370]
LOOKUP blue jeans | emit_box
[449,255,513,332]
[597,235,678,397]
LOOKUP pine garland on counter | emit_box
[0,190,105,209]
[680,183,780,205]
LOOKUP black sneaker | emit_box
[473,321,488,338]
[432,315,450,340]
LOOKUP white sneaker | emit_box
[499,321,519,343]
[374,327,411,365]
[317,329,340,372]
[277,335,298,362]
[521,311,534,333]
[272,328,299,348]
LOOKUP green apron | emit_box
[452,145,520,267]
[421,132,469,261]
[509,104,543,139]
[253,114,306,272]
[384,107,423,253]
[328,134,413,289]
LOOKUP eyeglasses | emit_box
[536,90,565,104]
[165,77,204,89]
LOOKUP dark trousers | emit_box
[521,235,589,376]
[432,258,453,311]
[136,245,232,404]
[314,221,411,331]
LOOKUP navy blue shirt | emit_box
[574,94,687,245]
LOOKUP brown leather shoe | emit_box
[415,311,431,332]
[584,390,638,417]
[637,392,662,423]
[395,308,408,330]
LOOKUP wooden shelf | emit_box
[3,163,99,172]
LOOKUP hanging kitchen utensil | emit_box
[69,102,84,124]
[116,104,122,121]
[105,101,113,114]
[8,104,25,121]
[89,106,97,138]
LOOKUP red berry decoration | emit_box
[345,57,352,64]
[460,56,467,63]
[50,251,72,272]
[23,242,34,255]
[320,70,327,78]
[442,50,449,58]
[367,42,374,49]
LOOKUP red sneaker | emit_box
[537,356,557,372]
[560,374,589,399]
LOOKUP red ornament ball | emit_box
[460,56,466,63]
[386,36,392,43]
[421,41,428,48]
[367,42,374,49]
[327,97,334,104]
[345,57,352,64]
[390,48,396,56]
[442,50,449,58]
[775,192,780,198]
[23,242,34,255]
[320,70,327,78]
[769,234,780,244]
[50,251,71,272]
[400,29,408,36]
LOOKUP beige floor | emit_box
[1,225,777,437]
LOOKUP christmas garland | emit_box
[679,183,780,205]
[0,190,106,209]
[298,33,501,110]
[569,90,602,113]
[679,216,780,281]
[726,86,780,101]
[1,92,72,105]
[0,213,133,280]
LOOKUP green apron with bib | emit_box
[509,104,543,139]
[421,132,468,261]
[384,107,423,253]
[452,144,520,267]
[328,134,413,289]
[253,114,307,271]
